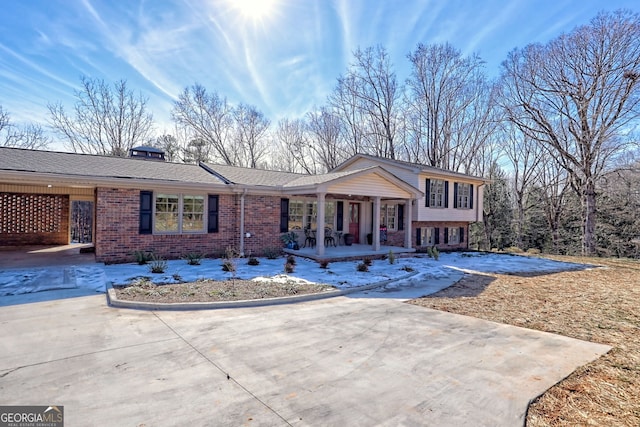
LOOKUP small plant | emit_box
[286,254,297,265]
[401,265,415,272]
[183,252,204,265]
[133,250,154,265]
[388,250,395,264]
[319,259,330,269]
[284,262,295,273]
[222,260,237,273]
[356,262,369,272]
[172,273,183,282]
[527,248,541,255]
[506,246,524,253]
[363,257,372,266]
[247,256,260,266]
[149,257,167,274]
[263,247,281,260]
[280,231,298,248]
[224,247,239,259]
[431,246,440,260]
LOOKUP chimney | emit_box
[129,146,166,161]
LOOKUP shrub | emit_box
[183,252,204,265]
[263,247,281,260]
[527,248,541,255]
[133,250,154,265]
[319,259,330,269]
[148,257,167,274]
[363,257,372,266]
[356,262,369,272]
[224,247,239,259]
[247,256,260,266]
[388,250,395,264]
[432,246,440,261]
[505,246,524,254]
[286,254,297,265]
[221,260,236,273]
[401,265,415,272]
[284,262,295,273]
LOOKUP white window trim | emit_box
[153,193,207,234]
[456,182,471,209]
[430,179,446,208]
[448,227,460,245]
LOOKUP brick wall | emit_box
[413,221,469,251]
[94,189,283,263]
[0,192,69,245]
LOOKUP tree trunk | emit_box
[582,180,597,256]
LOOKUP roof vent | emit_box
[129,146,166,161]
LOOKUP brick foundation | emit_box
[413,221,469,251]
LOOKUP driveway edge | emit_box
[106,271,419,310]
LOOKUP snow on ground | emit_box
[0,252,591,305]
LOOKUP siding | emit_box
[328,173,412,199]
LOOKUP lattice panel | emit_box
[0,193,64,233]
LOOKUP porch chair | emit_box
[303,228,316,248]
[324,227,336,247]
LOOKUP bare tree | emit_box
[233,103,270,168]
[0,105,50,149]
[171,84,236,165]
[406,42,495,172]
[340,45,400,158]
[329,74,367,156]
[48,76,153,156]
[499,10,640,255]
[271,117,316,173]
[152,134,181,162]
[306,107,344,172]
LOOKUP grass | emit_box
[409,255,640,426]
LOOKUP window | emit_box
[420,227,435,245]
[455,183,473,209]
[448,227,460,244]
[380,204,396,230]
[288,200,304,230]
[427,179,447,208]
[154,193,205,233]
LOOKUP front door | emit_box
[348,202,360,243]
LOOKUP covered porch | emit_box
[283,243,416,262]
[280,166,423,258]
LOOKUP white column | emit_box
[373,197,381,251]
[404,199,412,248]
[316,193,326,256]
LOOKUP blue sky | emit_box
[1,0,638,147]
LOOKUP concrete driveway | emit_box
[0,293,609,426]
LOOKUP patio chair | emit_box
[324,227,336,247]
[303,228,316,248]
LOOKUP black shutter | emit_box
[434,227,440,244]
[280,198,289,233]
[139,191,153,234]
[336,201,344,231]
[444,227,449,244]
[425,179,431,207]
[444,181,449,208]
[470,184,474,209]
[460,227,464,243]
[208,195,219,233]
[416,227,421,246]
[453,182,458,208]
[397,204,404,231]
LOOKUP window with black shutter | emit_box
[280,198,289,233]
[139,191,153,234]
[208,195,219,233]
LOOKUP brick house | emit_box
[0,147,485,263]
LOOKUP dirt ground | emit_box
[114,277,335,303]
[410,255,640,427]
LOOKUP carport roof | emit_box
[0,147,227,185]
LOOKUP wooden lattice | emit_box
[0,193,64,233]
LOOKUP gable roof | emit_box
[201,163,305,186]
[332,153,487,182]
[0,147,226,186]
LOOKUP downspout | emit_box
[239,188,247,257]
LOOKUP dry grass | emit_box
[410,255,640,426]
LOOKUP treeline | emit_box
[2,10,639,258]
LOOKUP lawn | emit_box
[410,255,640,426]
